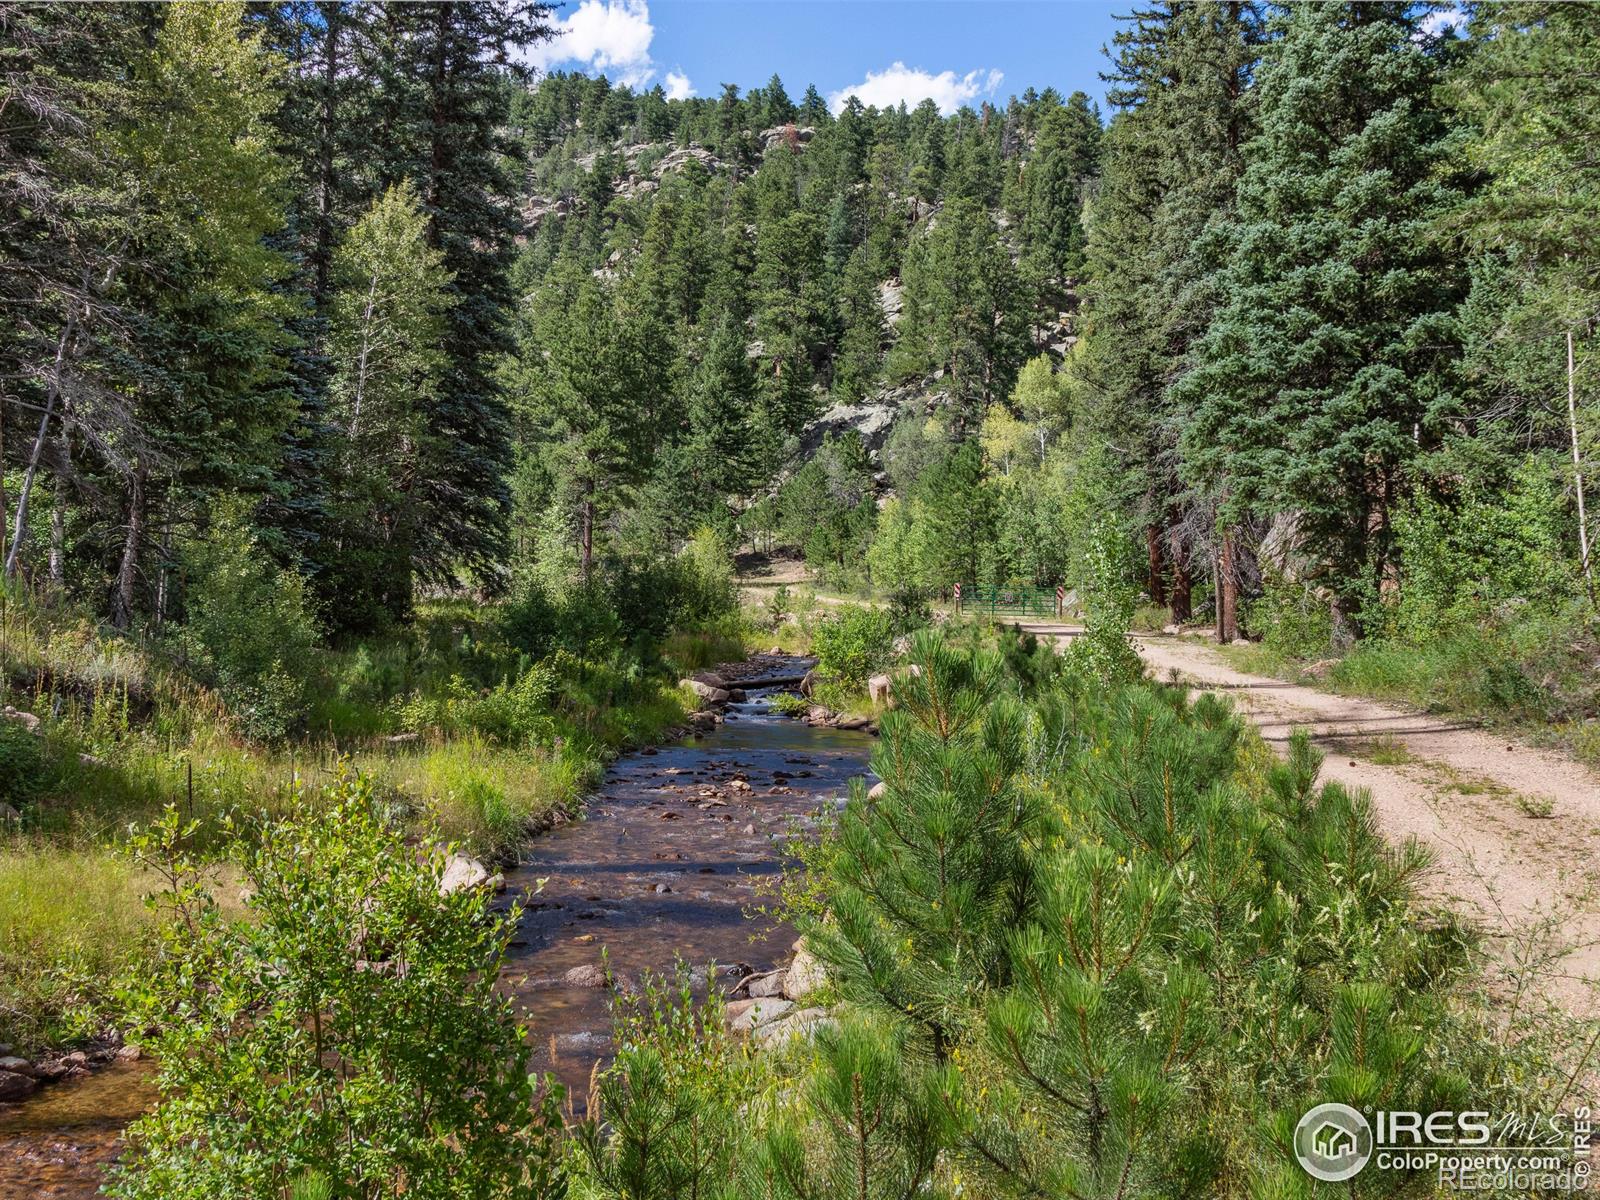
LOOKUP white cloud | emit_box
[663,69,694,101]
[828,63,1003,116]
[1419,5,1464,37]
[523,0,659,88]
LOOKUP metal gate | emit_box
[954,585,1062,620]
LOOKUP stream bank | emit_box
[0,653,873,1196]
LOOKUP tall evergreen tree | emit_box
[1175,3,1467,637]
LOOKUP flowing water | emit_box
[0,656,873,1197]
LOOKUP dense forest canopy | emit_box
[2,0,1597,657]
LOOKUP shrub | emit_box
[767,636,1526,1197]
[572,964,753,1200]
[182,509,319,740]
[112,775,564,1200]
[810,604,894,687]
[0,719,50,809]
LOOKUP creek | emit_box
[0,655,873,1197]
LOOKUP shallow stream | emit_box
[0,655,873,1197]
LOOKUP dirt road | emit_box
[1024,624,1600,1016]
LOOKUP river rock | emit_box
[727,997,793,1032]
[754,1007,833,1044]
[783,945,826,1001]
[867,673,893,705]
[563,964,609,988]
[836,715,872,731]
[2,706,41,734]
[805,706,834,725]
[745,969,786,998]
[0,1056,36,1077]
[0,1070,37,1101]
[692,670,729,690]
[682,679,731,707]
[439,853,491,895]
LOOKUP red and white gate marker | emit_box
[953,582,962,611]
[1056,584,1065,616]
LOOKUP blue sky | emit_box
[523,1,1126,115]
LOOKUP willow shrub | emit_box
[110,773,565,1200]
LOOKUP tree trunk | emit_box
[5,313,75,578]
[580,477,595,583]
[112,466,144,630]
[1216,529,1239,644]
[0,389,8,573]
[311,1,342,308]
[1170,549,1192,623]
[48,466,65,590]
[1145,521,1166,608]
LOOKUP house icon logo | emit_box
[1294,1103,1374,1182]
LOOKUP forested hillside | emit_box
[6,2,1596,686]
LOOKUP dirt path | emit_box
[1023,623,1600,1016]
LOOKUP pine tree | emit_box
[322,182,455,628]
[1175,3,1467,637]
[665,314,756,531]
[357,0,555,595]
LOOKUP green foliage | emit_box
[761,636,1518,1196]
[183,508,319,740]
[810,605,894,688]
[1062,521,1143,686]
[0,720,50,808]
[573,965,755,1200]
[112,775,566,1200]
[1390,457,1572,643]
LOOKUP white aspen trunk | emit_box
[1568,331,1593,594]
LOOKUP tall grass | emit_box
[0,845,156,1053]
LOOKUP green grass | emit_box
[0,845,158,1053]
[1224,610,1600,771]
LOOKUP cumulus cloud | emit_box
[828,63,1003,116]
[523,0,659,88]
[663,69,694,101]
[1418,5,1464,37]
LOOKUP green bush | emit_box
[112,775,564,1200]
[0,720,50,809]
[1249,569,1335,658]
[182,509,320,740]
[810,604,895,687]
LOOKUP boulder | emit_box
[439,853,492,896]
[866,780,886,801]
[805,706,834,725]
[836,715,872,731]
[0,1070,36,1102]
[682,679,731,707]
[692,671,729,691]
[867,673,893,706]
[728,997,793,1033]
[745,970,786,998]
[563,964,609,989]
[783,944,826,1001]
[2,706,41,734]
[754,1007,833,1044]
[0,1056,36,1077]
